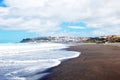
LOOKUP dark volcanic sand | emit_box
[44,44,120,80]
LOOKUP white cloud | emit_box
[0,17,59,33]
[68,26,86,29]
[0,0,120,36]
[0,7,9,16]
[92,25,120,36]
[45,30,88,37]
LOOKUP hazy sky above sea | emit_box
[0,0,120,42]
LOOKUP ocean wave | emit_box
[0,43,80,80]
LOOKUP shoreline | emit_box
[44,43,120,80]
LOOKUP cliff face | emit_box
[20,37,51,43]
[20,38,32,43]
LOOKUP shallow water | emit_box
[0,43,80,80]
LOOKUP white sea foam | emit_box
[0,43,80,80]
[0,43,67,55]
[4,60,60,80]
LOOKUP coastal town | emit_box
[20,35,120,43]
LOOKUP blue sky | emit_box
[60,22,94,36]
[0,29,38,42]
[0,0,6,7]
[0,0,120,42]
[0,21,92,42]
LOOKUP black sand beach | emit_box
[44,44,120,80]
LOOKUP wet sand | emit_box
[44,44,120,80]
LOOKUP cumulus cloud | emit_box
[0,0,120,36]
